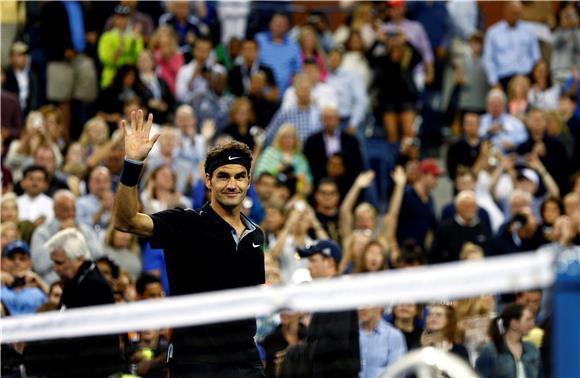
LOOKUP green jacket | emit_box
[98,28,143,88]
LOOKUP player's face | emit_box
[207,164,250,210]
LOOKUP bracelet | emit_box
[120,159,144,187]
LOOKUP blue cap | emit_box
[297,240,342,264]
[3,240,31,257]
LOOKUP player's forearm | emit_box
[113,184,141,233]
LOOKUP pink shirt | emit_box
[154,50,184,96]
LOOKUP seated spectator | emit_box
[228,39,278,101]
[1,240,48,315]
[422,303,470,362]
[333,2,377,50]
[281,58,337,112]
[355,240,387,273]
[256,123,313,196]
[479,88,527,153]
[528,59,560,112]
[191,67,234,132]
[339,228,373,275]
[260,202,285,250]
[507,75,530,120]
[17,165,53,225]
[76,167,114,237]
[30,190,103,284]
[265,74,322,145]
[222,97,257,151]
[539,197,563,243]
[303,105,364,191]
[140,165,192,215]
[175,37,214,105]
[137,49,175,124]
[489,207,543,256]
[149,25,184,96]
[173,104,212,166]
[311,179,341,243]
[256,13,302,95]
[98,5,144,89]
[39,105,66,153]
[446,112,482,180]
[298,25,328,81]
[550,5,580,86]
[247,70,281,129]
[358,306,407,377]
[326,47,369,133]
[1,193,36,244]
[341,31,373,88]
[516,108,570,194]
[430,190,491,264]
[482,1,541,90]
[515,290,544,347]
[159,0,209,58]
[78,116,124,170]
[476,303,541,378]
[103,225,142,281]
[261,312,307,378]
[390,303,424,350]
[2,41,39,119]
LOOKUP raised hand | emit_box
[391,166,407,186]
[355,170,376,189]
[121,110,159,161]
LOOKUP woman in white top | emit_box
[528,59,560,111]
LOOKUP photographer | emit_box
[0,240,48,315]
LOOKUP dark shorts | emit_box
[381,101,417,113]
[169,361,266,378]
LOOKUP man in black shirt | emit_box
[113,110,265,377]
[297,240,360,377]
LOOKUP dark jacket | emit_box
[307,309,360,378]
[24,261,125,377]
[429,217,491,263]
[2,65,39,117]
[476,340,542,378]
[228,63,277,97]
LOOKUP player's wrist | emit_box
[120,158,144,187]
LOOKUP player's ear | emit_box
[204,173,211,190]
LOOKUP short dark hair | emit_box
[204,141,253,177]
[194,37,213,49]
[316,178,338,191]
[96,257,120,279]
[243,39,259,48]
[22,165,49,181]
[136,273,162,295]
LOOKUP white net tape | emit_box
[1,250,555,344]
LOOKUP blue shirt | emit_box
[1,286,47,315]
[359,319,407,378]
[256,32,302,94]
[265,105,322,146]
[61,1,86,53]
[76,194,111,235]
[479,112,527,152]
[406,1,452,49]
[483,20,541,85]
[397,187,437,249]
[326,68,369,128]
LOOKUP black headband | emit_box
[205,151,252,176]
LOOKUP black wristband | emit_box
[120,159,144,187]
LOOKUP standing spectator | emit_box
[281,59,337,113]
[476,303,541,378]
[0,68,22,144]
[149,25,184,96]
[24,228,124,377]
[446,112,482,180]
[528,59,560,112]
[76,167,114,237]
[550,5,580,86]
[159,0,209,58]
[17,165,53,225]
[228,39,278,100]
[265,74,321,145]
[326,48,369,133]
[358,306,407,378]
[430,190,491,264]
[137,49,175,125]
[342,31,373,88]
[333,2,377,50]
[98,5,144,89]
[397,159,442,251]
[303,105,364,191]
[507,75,530,120]
[390,303,424,350]
[256,13,302,95]
[482,1,541,90]
[30,190,103,284]
[175,37,214,105]
[479,89,527,153]
[0,240,48,315]
[298,26,328,81]
[455,32,489,114]
[41,0,98,141]
[312,179,342,243]
[2,41,39,119]
[216,1,250,46]
[297,240,361,377]
[355,240,388,273]
[104,0,155,45]
[422,304,470,361]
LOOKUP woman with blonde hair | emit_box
[102,224,142,280]
[299,26,327,81]
[140,165,191,215]
[422,303,470,362]
[78,116,122,169]
[255,123,313,196]
[149,25,184,95]
[355,239,387,273]
[1,193,36,244]
[507,75,531,119]
[222,97,257,150]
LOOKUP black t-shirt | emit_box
[150,203,265,364]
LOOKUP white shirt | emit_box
[175,60,209,104]
[14,68,29,109]
[17,193,54,223]
[323,130,341,157]
[281,82,338,112]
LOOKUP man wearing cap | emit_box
[397,158,442,251]
[113,110,265,376]
[0,240,48,315]
[297,240,361,377]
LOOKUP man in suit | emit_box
[228,39,278,101]
[2,41,39,119]
[303,105,364,191]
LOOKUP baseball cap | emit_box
[114,5,130,16]
[3,240,31,257]
[297,240,342,264]
[517,168,539,188]
[387,0,405,7]
[419,158,444,177]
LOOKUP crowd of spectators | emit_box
[2,0,580,377]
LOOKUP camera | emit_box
[10,276,26,289]
[294,200,306,212]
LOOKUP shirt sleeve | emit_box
[483,30,498,85]
[149,208,194,250]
